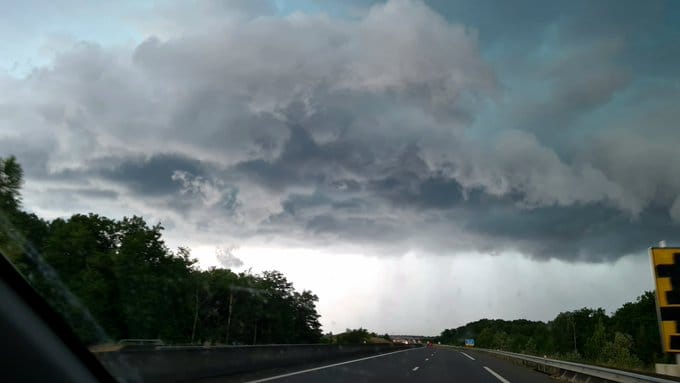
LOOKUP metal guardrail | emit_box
[469,347,677,383]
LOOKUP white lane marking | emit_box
[412,366,420,371]
[243,347,419,382]
[460,351,475,360]
[484,366,511,383]
[425,358,429,361]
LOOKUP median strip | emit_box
[243,347,419,382]
[484,366,511,383]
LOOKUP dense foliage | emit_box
[0,156,322,345]
[322,328,392,345]
[436,292,666,369]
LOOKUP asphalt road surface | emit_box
[237,346,555,383]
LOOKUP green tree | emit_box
[0,156,27,260]
[192,267,241,344]
[601,332,643,369]
[41,214,120,343]
[549,308,607,357]
[584,318,607,361]
[292,290,323,343]
[477,326,495,348]
[492,331,509,350]
[523,337,538,355]
[337,328,371,344]
[0,156,23,211]
[112,216,195,341]
[611,291,661,364]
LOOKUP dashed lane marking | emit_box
[460,351,475,361]
[484,366,511,383]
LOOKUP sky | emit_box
[2,0,680,335]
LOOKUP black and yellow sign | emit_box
[651,247,680,353]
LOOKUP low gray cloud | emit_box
[3,0,680,263]
[216,245,244,269]
[72,188,118,199]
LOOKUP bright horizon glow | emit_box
[189,244,653,335]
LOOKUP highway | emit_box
[230,346,555,383]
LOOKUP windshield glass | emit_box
[2,1,679,382]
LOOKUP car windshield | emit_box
[2,1,680,382]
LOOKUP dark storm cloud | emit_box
[97,154,244,218]
[269,175,680,261]
[369,171,465,209]
[3,0,680,262]
[100,153,207,196]
[233,125,375,191]
[248,128,680,261]
[459,201,679,261]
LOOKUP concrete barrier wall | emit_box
[96,344,417,382]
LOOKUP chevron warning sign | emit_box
[651,247,680,353]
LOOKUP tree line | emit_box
[0,156,322,346]
[436,291,667,369]
[321,328,392,345]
